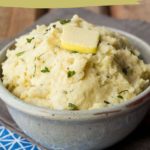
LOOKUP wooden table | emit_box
[0,7,150,150]
[0,0,150,41]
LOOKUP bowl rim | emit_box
[0,27,150,121]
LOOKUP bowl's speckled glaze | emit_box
[0,28,150,150]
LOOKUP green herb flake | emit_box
[117,95,124,99]
[26,37,34,43]
[63,91,68,94]
[59,19,71,25]
[104,100,110,104]
[41,67,50,73]
[119,90,128,94]
[130,50,135,55]
[107,75,110,79]
[36,57,40,61]
[71,51,78,54]
[16,51,25,57]
[67,70,76,78]
[68,103,78,110]
[33,65,36,77]
[53,24,56,28]
[33,44,36,49]
[122,67,129,75]
[46,28,51,32]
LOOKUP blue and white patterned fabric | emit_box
[0,125,41,150]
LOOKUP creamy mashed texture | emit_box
[2,15,150,110]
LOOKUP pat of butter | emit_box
[60,25,100,54]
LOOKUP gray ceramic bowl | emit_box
[0,28,150,150]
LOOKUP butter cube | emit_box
[60,25,100,54]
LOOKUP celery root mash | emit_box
[2,15,150,110]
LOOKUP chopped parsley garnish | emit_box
[107,75,110,79]
[33,65,36,77]
[63,91,68,94]
[122,67,129,75]
[26,37,34,43]
[96,72,100,76]
[71,51,78,53]
[33,44,36,49]
[46,28,51,32]
[53,24,56,28]
[119,90,128,94]
[16,51,25,56]
[36,56,40,61]
[67,70,76,78]
[59,19,71,25]
[122,66,133,75]
[130,50,135,55]
[44,28,51,34]
[104,100,110,104]
[36,53,46,60]
[41,67,50,73]
[117,95,124,99]
[68,103,78,110]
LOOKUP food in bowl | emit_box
[2,15,150,110]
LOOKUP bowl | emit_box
[0,28,150,150]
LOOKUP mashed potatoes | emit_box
[2,15,150,110]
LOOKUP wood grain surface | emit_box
[85,6,110,15]
[0,7,109,41]
[1,2,150,41]
[0,7,150,150]
[111,0,150,22]
[0,8,48,41]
